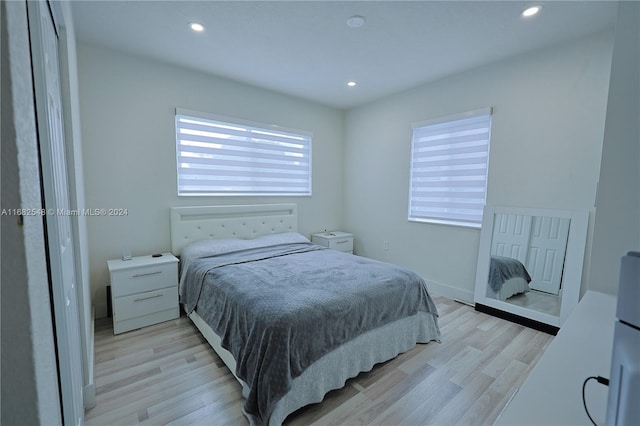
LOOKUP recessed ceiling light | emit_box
[346,15,366,28]
[521,5,541,18]
[189,22,205,32]
[347,81,357,87]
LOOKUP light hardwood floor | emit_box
[505,290,562,317]
[86,296,552,425]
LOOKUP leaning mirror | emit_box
[474,206,589,334]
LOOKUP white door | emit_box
[491,213,532,264]
[28,2,84,425]
[526,216,570,295]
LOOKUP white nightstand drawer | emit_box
[111,262,177,297]
[113,309,179,335]
[326,237,353,252]
[114,286,178,322]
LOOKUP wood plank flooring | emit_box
[86,296,552,425]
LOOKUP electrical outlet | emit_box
[383,240,389,251]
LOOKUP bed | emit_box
[487,255,532,301]
[170,204,441,426]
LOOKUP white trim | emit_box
[408,216,482,229]
[425,279,475,304]
[82,306,95,409]
[175,108,313,138]
[412,107,493,129]
[28,2,84,424]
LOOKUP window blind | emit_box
[408,108,492,228]
[175,109,312,196]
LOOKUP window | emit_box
[175,109,312,196]
[408,108,492,228]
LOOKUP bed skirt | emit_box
[188,308,440,425]
[486,277,530,301]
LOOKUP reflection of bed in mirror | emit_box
[487,255,531,301]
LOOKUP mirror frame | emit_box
[474,206,589,333]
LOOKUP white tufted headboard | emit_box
[170,204,298,255]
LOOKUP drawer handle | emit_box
[132,271,162,278]
[134,293,163,302]
[336,240,349,244]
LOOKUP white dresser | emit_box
[495,291,616,425]
[311,231,354,254]
[108,253,179,334]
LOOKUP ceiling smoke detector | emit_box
[346,15,366,28]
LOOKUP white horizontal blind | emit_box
[409,108,492,227]
[176,109,312,196]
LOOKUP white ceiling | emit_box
[71,1,617,109]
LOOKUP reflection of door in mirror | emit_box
[527,216,570,294]
[491,213,531,262]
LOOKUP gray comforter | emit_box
[180,241,440,425]
[489,255,532,292]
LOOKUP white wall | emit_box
[344,32,613,301]
[589,1,640,295]
[78,30,618,314]
[77,44,346,318]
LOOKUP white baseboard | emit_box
[94,301,108,320]
[426,279,474,304]
[83,384,95,410]
[83,306,96,410]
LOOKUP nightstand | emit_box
[107,253,179,334]
[311,231,354,254]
